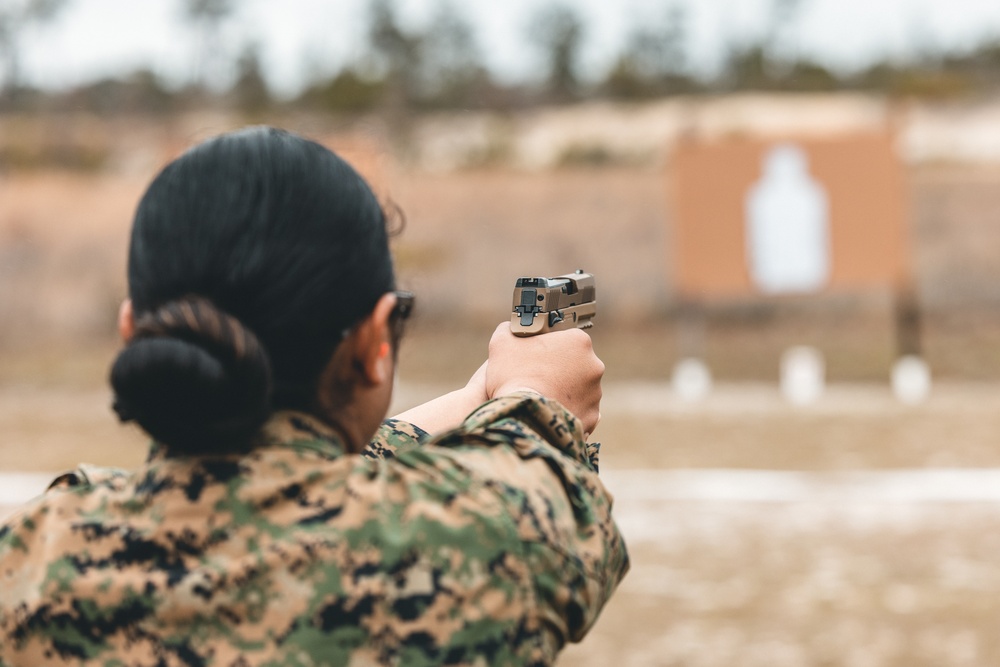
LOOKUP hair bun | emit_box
[110,297,273,454]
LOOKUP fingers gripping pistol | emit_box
[511,270,596,337]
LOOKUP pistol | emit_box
[511,270,596,337]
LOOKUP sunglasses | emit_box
[389,290,415,346]
[337,291,415,346]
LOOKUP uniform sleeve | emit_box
[362,418,430,460]
[430,391,630,647]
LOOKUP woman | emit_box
[0,127,628,666]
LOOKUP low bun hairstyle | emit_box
[111,297,272,454]
[112,127,396,455]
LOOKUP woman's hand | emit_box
[485,322,604,436]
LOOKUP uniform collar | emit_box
[253,410,350,459]
[145,410,349,463]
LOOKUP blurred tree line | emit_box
[3,0,1000,117]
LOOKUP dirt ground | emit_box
[563,502,1000,667]
[3,381,1000,666]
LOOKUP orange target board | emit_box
[670,133,910,299]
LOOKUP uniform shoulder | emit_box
[362,418,430,460]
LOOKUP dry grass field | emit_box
[7,160,1000,377]
[5,128,1000,664]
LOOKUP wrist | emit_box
[490,384,543,400]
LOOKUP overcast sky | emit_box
[16,0,1000,96]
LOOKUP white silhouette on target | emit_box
[745,144,831,294]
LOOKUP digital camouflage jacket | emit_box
[0,392,629,666]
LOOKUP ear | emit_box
[118,299,135,342]
[349,292,397,386]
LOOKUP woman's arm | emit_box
[391,362,489,435]
[429,391,629,647]
[392,320,604,438]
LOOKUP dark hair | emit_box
[111,127,395,454]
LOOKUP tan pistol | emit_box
[511,270,596,337]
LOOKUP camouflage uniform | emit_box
[0,392,629,666]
